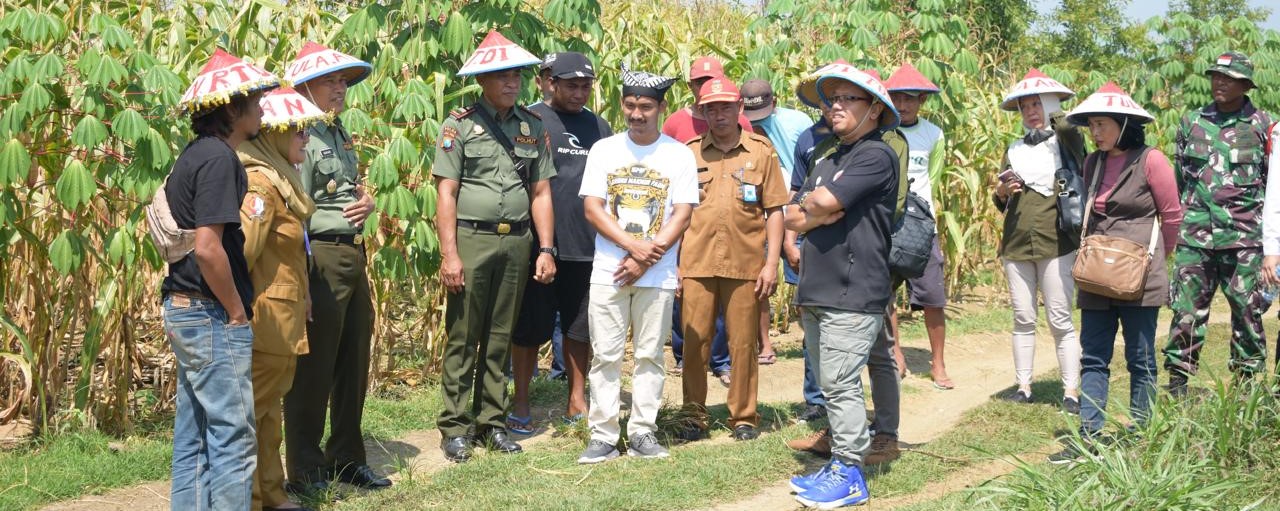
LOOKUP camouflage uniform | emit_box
[1164,53,1274,377]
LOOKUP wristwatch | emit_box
[538,246,557,257]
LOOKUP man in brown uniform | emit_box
[679,78,788,441]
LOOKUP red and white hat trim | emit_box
[457,31,541,77]
[1001,68,1074,111]
[284,42,373,87]
[259,87,330,132]
[1065,82,1154,125]
[179,49,280,115]
[885,62,940,95]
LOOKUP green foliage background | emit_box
[0,0,1276,433]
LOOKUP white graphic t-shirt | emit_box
[580,132,699,289]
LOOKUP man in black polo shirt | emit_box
[161,49,279,510]
[509,52,613,431]
[783,67,900,508]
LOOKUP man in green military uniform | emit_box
[281,42,392,494]
[432,31,557,463]
[1165,51,1274,395]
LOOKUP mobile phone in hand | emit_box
[998,169,1024,185]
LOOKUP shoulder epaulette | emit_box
[450,106,476,120]
[518,104,541,120]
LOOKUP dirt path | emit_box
[704,320,1064,511]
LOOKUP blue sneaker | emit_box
[795,459,870,508]
[789,463,832,493]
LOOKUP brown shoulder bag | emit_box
[1070,150,1158,301]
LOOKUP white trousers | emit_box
[1003,252,1081,392]
[586,284,674,443]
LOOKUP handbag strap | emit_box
[1082,149,1161,256]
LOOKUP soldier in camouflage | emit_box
[1164,51,1274,395]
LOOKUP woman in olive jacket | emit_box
[992,69,1085,413]
[1049,84,1182,463]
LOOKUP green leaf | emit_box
[340,108,374,136]
[106,227,136,265]
[71,115,108,149]
[142,66,183,106]
[387,135,418,166]
[22,11,66,45]
[0,104,27,139]
[418,184,437,218]
[17,82,51,116]
[6,52,32,85]
[371,246,408,279]
[111,109,147,142]
[84,53,130,87]
[49,229,84,275]
[139,128,172,169]
[56,158,97,210]
[368,153,399,188]
[30,53,64,83]
[441,11,471,57]
[0,138,31,186]
[952,50,979,76]
[379,186,418,218]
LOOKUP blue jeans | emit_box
[164,295,257,511]
[1079,306,1158,435]
[670,299,730,374]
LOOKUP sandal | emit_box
[932,377,956,390]
[758,353,776,365]
[506,414,535,435]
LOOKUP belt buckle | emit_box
[353,234,364,245]
[496,223,511,235]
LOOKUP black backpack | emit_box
[889,185,935,280]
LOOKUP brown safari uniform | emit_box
[680,130,789,429]
[240,165,310,510]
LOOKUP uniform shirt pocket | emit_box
[1229,136,1264,187]
[314,157,348,198]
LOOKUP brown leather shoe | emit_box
[864,433,901,465]
[786,427,831,457]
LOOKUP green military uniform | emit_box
[1164,53,1273,378]
[284,118,377,483]
[432,96,556,438]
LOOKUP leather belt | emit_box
[312,233,364,246]
[457,219,529,235]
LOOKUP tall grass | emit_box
[983,379,1280,510]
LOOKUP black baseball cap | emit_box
[548,52,595,79]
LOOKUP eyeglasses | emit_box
[828,94,871,105]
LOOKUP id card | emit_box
[742,184,758,203]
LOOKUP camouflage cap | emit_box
[1205,51,1254,83]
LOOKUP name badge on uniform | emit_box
[320,149,335,159]
[515,135,538,145]
[742,184,758,203]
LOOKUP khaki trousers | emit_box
[251,351,297,510]
[680,277,760,428]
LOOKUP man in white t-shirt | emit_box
[884,63,952,390]
[577,66,698,464]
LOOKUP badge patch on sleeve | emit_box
[243,194,267,221]
[441,126,458,152]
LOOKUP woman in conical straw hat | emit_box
[992,68,1085,413]
[236,87,325,511]
[1047,83,1182,463]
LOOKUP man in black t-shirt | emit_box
[162,49,278,511]
[509,52,613,432]
[783,68,900,508]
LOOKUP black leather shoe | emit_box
[442,435,473,462]
[333,464,392,489]
[676,425,706,442]
[732,424,759,441]
[474,430,523,454]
